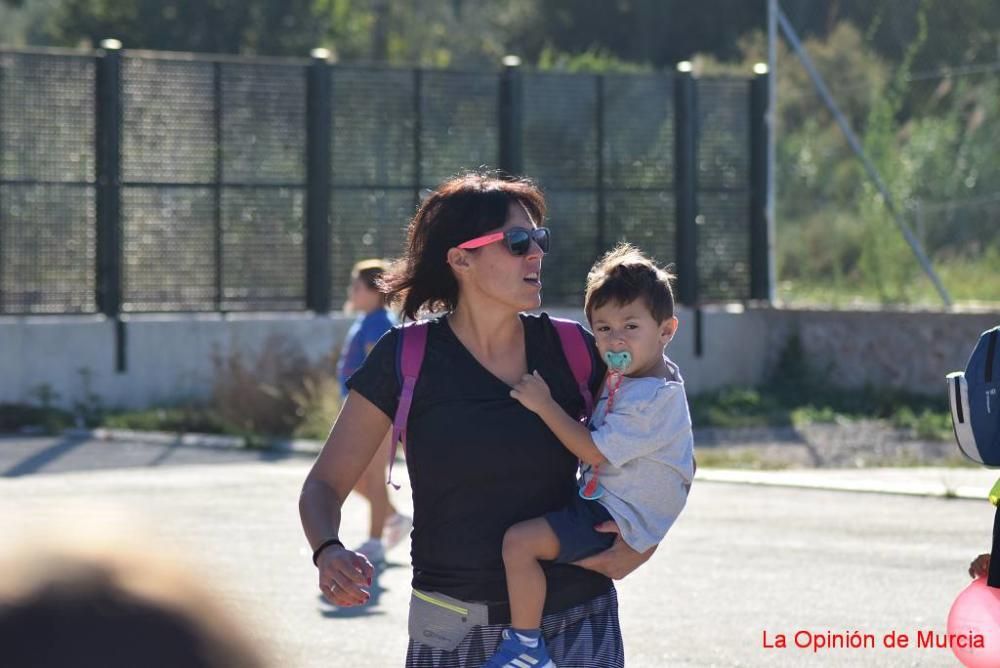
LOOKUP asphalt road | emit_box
[0,437,993,666]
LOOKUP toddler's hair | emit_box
[584,243,676,324]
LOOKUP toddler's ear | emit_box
[661,316,679,344]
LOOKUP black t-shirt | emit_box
[347,312,611,620]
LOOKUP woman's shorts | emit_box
[543,493,616,563]
[404,586,624,668]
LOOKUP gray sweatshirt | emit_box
[585,356,695,553]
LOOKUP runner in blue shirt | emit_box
[337,259,410,566]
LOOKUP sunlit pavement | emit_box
[1,439,993,666]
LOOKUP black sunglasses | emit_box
[458,226,550,256]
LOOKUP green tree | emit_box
[854,2,930,303]
[342,0,535,68]
[0,0,59,46]
[45,0,325,55]
[507,0,765,69]
[39,0,535,64]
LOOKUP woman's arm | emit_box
[299,390,391,606]
[572,521,656,579]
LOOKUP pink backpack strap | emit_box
[551,318,595,421]
[387,321,429,490]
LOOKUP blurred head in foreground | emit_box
[0,540,268,668]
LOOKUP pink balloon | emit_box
[948,577,1000,668]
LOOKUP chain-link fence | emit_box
[0,50,96,314]
[0,46,764,315]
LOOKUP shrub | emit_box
[210,334,338,438]
[690,333,952,437]
[291,374,343,441]
[0,403,75,434]
[102,406,234,435]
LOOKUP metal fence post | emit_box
[498,58,523,175]
[413,67,423,212]
[306,49,332,314]
[213,61,223,311]
[595,74,606,256]
[96,41,123,320]
[673,69,698,307]
[749,68,772,302]
[95,40,126,372]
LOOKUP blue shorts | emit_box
[543,492,616,563]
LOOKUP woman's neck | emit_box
[448,301,522,356]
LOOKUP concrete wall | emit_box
[759,307,1000,392]
[0,313,353,410]
[1,306,997,410]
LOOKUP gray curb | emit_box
[72,427,324,456]
[696,468,996,501]
[57,427,999,502]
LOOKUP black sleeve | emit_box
[345,326,401,421]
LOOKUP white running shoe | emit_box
[383,512,413,550]
[355,538,385,566]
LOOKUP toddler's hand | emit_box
[970,553,991,579]
[510,370,554,414]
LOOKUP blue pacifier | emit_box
[603,350,632,372]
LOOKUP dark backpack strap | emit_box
[551,317,595,421]
[389,321,429,489]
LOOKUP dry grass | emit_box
[210,334,340,439]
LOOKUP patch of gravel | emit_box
[694,419,967,469]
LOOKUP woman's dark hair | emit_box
[380,171,546,320]
[584,242,676,324]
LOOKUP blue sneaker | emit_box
[481,629,555,668]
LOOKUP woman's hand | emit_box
[510,371,555,414]
[317,545,375,607]
[300,391,390,606]
[572,521,655,580]
[969,553,991,579]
